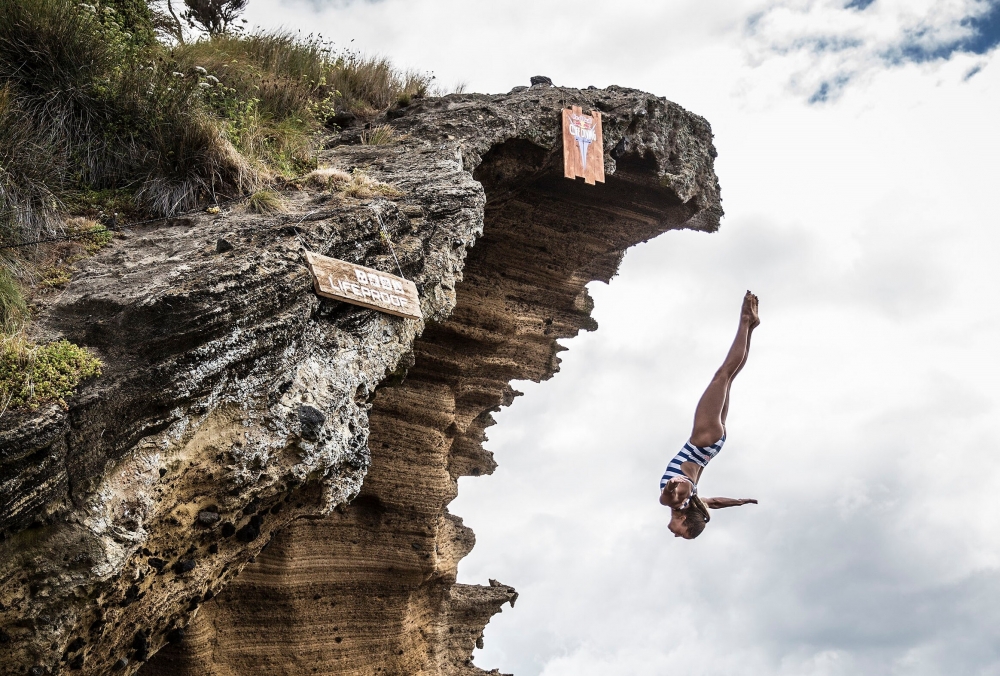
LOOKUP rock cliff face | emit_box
[0,84,721,675]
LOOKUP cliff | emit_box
[0,83,721,675]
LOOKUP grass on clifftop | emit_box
[0,0,431,411]
[0,0,431,249]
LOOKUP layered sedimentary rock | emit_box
[0,84,721,675]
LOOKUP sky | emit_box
[241,1,1000,674]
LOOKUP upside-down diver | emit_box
[659,291,760,539]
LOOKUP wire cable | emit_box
[0,196,248,251]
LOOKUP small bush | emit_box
[341,169,401,199]
[246,189,285,214]
[0,336,102,412]
[302,167,351,190]
[0,85,64,248]
[0,4,429,319]
[0,0,256,243]
[37,265,72,289]
[174,33,431,175]
[70,218,115,254]
[360,124,395,146]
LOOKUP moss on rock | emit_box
[0,337,101,411]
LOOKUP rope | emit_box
[369,201,405,279]
[0,196,248,251]
[3,195,412,288]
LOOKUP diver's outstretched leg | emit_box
[690,291,759,446]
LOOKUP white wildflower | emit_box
[78,3,95,12]
[194,66,208,76]
[172,72,184,78]
[198,82,212,89]
[206,75,220,84]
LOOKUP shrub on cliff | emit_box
[174,33,430,172]
[0,0,256,244]
[0,1,431,414]
[0,336,102,413]
[0,0,431,249]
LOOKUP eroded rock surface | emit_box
[0,84,721,675]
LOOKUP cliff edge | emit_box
[0,83,721,675]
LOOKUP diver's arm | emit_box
[703,497,757,509]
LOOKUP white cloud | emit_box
[743,0,1000,101]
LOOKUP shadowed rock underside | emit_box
[0,84,721,676]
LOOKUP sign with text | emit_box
[305,251,422,320]
[562,105,605,185]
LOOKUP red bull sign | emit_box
[562,106,605,185]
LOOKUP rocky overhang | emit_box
[0,83,721,676]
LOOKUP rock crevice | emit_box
[0,85,720,675]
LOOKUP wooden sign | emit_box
[562,106,605,185]
[305,251,422,320]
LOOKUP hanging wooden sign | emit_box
[305,251,422,320]
[562,106,605,185]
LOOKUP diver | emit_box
[659,291,760,539]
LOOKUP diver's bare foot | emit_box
[741,291,760,328]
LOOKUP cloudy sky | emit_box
[243,1,1000,674]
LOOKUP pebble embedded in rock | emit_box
[197,511,220,526]
[216,238,234,253]
[298,404,326,441]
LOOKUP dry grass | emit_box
[174,33,432,176]
[341,170,402,199]
[0,3,427,394]
[301,166,400,198]
[246,189,286,214]
[0,10,429,253]
[0,265,27,333]
[0,0,259,247]
[360,124,396,146]
[302,167,352,190]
